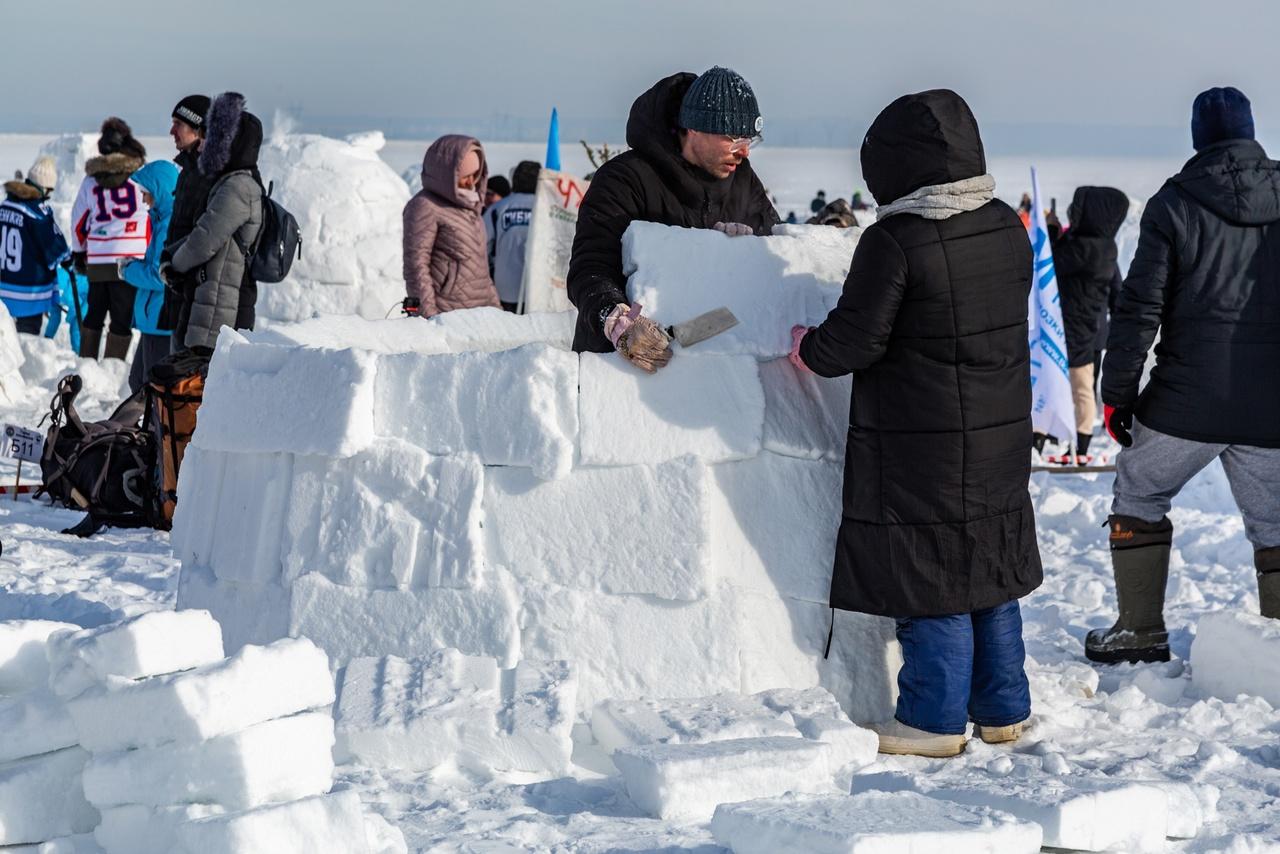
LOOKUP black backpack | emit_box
[235,180,301,284]
[39,376,160,536]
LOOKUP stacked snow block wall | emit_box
[44,610,404,854]
[0,621,99,848]
[173,223,904,723]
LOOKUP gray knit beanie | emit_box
[678,67,763,139]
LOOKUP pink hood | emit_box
[421,134,487,212]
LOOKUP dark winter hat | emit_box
[487,175,511,197]
[1192,87,1254,151]
[511,160,541,194]
[678,66,763,139]
[172,95,211,131]
[98,117,147,159]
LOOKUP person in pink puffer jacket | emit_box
[402,135,501,317]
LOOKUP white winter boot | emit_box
[871,719,966,758]
[975,717,1030,745]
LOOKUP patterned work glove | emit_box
[789,325,814,373]
[713,221,753,237]
[604,303,672,373]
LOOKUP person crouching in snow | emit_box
[791,89,1043,758]
[401,135,500,318]
[1048,186,1129,462]
[1088,87,1280,665]
[166,92,264,353]
[120,160,179,392]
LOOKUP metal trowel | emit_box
[666,307,739,347]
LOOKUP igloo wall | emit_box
[172,223,903,723]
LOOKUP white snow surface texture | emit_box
[172,222,905,723]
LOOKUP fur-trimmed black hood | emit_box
[199,92,263,179]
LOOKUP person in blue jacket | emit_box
[120,160,179,393]
[0,157,70,334]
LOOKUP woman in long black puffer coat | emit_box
[793,89,1043,758]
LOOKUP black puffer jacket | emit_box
[1103,139,1280,447]
[566,73,780,352]
[1052,186,1128,366]
[799,90,1042,618]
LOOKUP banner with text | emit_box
[520,168,590,313]
[1026,167,1077,444]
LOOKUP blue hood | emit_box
[130,160,179,219]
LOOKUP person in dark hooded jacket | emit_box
[567,67,779,363]
[1050,186,1129,458]
[1089,87,1280,665]
[166,92,263,351]
[793,89,1042,758]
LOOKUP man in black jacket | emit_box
[567,67,779,364]
[161,95,212,348]
[1089,87,1280,664]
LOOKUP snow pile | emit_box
[333,649,576,780]
[1190,609,1280,706]
[255,131,411,324]
[43,610,403,854]
[0,302,28,405]
[173,222,903,726]
[0,620,98,847]
[710,791,1044,854]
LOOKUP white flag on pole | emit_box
[1026,167,1077,444]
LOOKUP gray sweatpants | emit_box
[1114,419,1280,549]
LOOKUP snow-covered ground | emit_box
[0,131,1274,852]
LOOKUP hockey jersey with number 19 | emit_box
[0,183,71,317]
[70,158,150,279]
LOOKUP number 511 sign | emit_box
[2,424,44,463]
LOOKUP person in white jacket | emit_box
[69,117,149,360]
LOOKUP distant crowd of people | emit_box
[0,93,266,392]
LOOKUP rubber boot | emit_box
[104,332,131,361]
[78,326,102,360]
[1256,547,1280,619]
[1085,514,1173,664]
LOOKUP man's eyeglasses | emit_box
[725,134,763,154]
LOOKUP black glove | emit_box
[402,296,421,317]
[1104,405,1133,448]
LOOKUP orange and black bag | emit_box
[145,350,210,529]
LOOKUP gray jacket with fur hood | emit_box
[169,92,263,349]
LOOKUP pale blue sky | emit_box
[6,0,1276,151]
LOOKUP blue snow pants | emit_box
[894,600,1031,735]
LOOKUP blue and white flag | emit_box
[1026,167,1076,443]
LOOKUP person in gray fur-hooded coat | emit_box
[168,92,263,351]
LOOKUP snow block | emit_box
[283,440,485,590]
[363,811,408,854]
[758,358,850,461]
[82,711,334,810]
[0,620,78,694]
[45,610,225,700]
[1191,609,1280,707]
[0,690,79,764]
[590,693,800,755]
[174,564,291,655]
[578,351,764,466]
[374,344,578,480]
[173,790,370,854]
[614,737,836,822]
[95,804,224,854]
[171,449,294,588]
[194,333,377,458]
[623,221,857,358]
[289,572,521,668]
[486,459,712,601]
[334,653,575,779]
[792,716,878,773]
[519,581,743,710]
[710,451,843,603]
[710,791,1043,854]
[66,638,334,752]
[853,771,1169,853]
[0,748,98,845]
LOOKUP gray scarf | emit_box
[875,174,996,221]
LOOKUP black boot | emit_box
[1085,515,1174,664]
[1257,547,1280,619]
[79,326,102,360]
[104,332,132,361]
[1076,431,1093,458]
